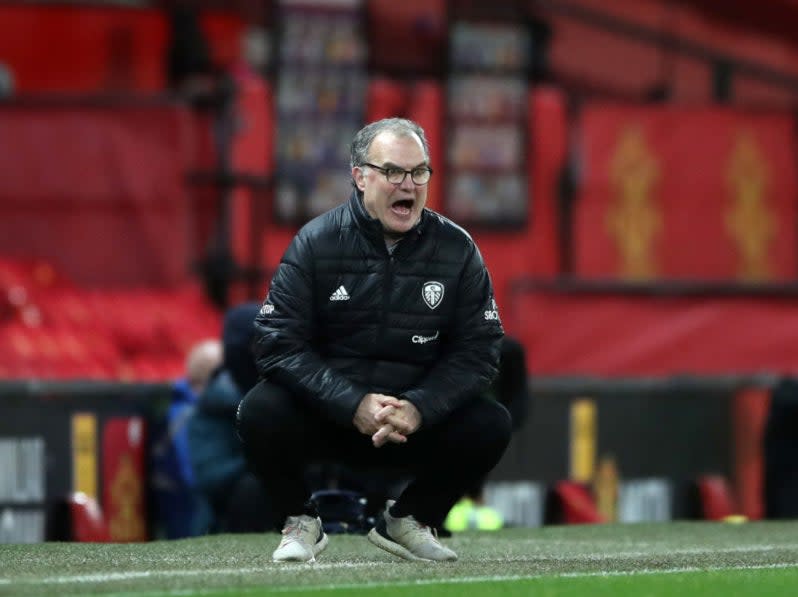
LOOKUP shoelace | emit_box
[401,516,443,545]
[280,518,313,545]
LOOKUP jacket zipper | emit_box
[378,252,395,353]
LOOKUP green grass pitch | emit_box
[2,521,797,596]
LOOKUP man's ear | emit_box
[352,166,366,192]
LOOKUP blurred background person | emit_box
[188,302,273,533]
[151,339,222,539]
[185,340,224,399]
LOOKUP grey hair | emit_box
[349,118,430,169]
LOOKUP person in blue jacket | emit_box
[151,339,221,538]
[188,302,272,533]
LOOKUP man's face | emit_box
[353,131,429,239]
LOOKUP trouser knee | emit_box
[237,381,306,456]
[469,398,513,462]
[434,397,512,468]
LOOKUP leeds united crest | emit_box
[422,281,444,310]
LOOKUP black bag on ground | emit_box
[310,489,372,534]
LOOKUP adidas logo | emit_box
[329,285,350,301]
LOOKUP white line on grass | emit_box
[491,543,798,561]
[4,541,798,589]
[7,562,797,597]
[261,563,798,593]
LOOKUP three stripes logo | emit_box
[329,285,350,301]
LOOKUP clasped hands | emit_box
[353,392,421,448]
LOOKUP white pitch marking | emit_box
[262,563,798,593]
[4,544,798,589]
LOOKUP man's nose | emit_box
[398,172,415,191]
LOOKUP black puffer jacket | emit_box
[253,193,504,428]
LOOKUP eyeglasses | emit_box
[362,163,433,186]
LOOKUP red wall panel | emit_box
[573,105,798,281]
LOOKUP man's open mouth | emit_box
[391,199,414,215]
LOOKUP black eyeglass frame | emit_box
[361,163,434,186]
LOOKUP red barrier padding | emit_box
[552,481,606,524]
[68,492,110,543]
[733,387,771,520]
[102,417,148,542]
[696,475,738,521]
[509,288,798,377]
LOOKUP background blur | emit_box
[2,0,798,542]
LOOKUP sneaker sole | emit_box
[367,528,430,562]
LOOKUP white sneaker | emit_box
[272,515,328,562]
[367,504,457,562]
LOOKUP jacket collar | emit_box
[348,192,427,251]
